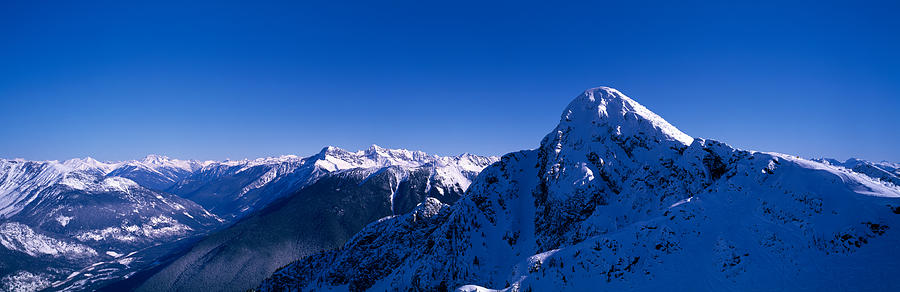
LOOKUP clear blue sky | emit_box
[1,0,898,162]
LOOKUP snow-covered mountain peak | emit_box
[365,144,385,153]
[559,87,693,146]
[61,157,116,175]
[302,146,499,195]
[134,154,206,172]
[211,155,304,172]
[534,87,698,205]
[141,154,171,164]
[314,145,433,171]
[361,144,431,165]
[246,155,304,165]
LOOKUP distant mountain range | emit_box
[0,157,222,292]
[814,158,900,188]
[258,87,900,291]
[0,147,498,291]
[122,147,497,292]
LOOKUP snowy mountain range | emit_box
[815,158,900,188]
[124,151,497,292]
[168,145,495,220]
[259,87,900,291]
[0,158,221,292]
[2,87,897,292]
[0,147,498,292]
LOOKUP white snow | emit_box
[0,222,97,259]
[76,215,192,243]
[561,87,694,145]
[55,215,73,227]
[117,257,134,266]
[98,176,138,193]
[1,271,52,292]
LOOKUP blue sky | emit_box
[1,0,898,162]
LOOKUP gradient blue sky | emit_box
[1,0,898,162]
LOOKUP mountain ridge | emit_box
[0,146,498,292]
[111,148,499,292]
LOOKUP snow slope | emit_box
[816,158,900,187]
[260,87,900,291]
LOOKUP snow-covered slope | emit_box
[105,155,209,191]
[0,158,106,219]
[260,87,900,291]
[816,158,900,187]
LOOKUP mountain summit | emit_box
[556,87,692,146]
[261,87,900,291]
